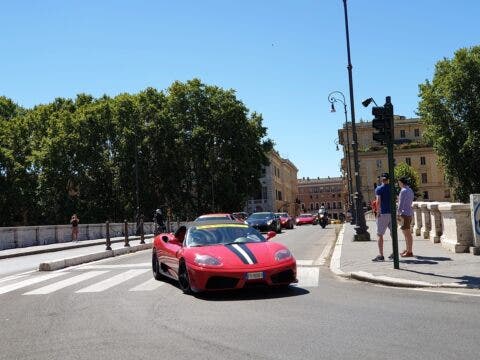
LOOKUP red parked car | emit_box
[295,213,316,225]
[275,212,294,229]
[152,220,297,294]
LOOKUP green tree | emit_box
[394,162,420,198]
[418,46,480,202]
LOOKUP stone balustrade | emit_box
[412,201,474,253]
[0,222,155,251]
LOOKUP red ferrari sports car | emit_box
[152,220,297,293]
[295,213,316,225]
[275,212,294,229]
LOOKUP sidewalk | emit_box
[333,220,480,288]
[0,234,153,260]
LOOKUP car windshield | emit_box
[195,216,230,222]
[185,224,265,247]
[247,213,272,220]
[275,213,288,217]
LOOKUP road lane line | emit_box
[129,278,165,291]
[295,267,320,287]
[79,263,150,270]
[76,269,150,293]
[296,260,314,266]
[0,272,67,294]
[23,271,109,295]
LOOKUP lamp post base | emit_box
[353,225,370,241]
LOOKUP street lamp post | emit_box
[328,91,355,224]
[341,0,370,240]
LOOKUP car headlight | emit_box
[275,249,292,262]
[194,254,222,266]
[267,220,273,225]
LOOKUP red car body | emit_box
[295,213,316,225]
[275,212,294,229]
[152,221,297,293]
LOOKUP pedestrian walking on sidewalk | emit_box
[70,214,80,242]
[397,177,415,257]
[372,173,391,262]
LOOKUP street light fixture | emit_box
[341,0,370,240]
[328,91,355,225]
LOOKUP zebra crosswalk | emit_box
[0,260,322,296]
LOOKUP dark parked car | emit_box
[246,212,282,233]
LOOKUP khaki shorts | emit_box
[400,215,412,230]
[376,213,391,236]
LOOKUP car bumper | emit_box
[186,260,297,292]
[249,223,274,232]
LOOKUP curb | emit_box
[0,235,153,260]
[38,243,153,271]
[329,224,473,289]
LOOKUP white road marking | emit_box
[23,271,109,295]
[79,263,150,270]
[296,260,314,266]
[295,267,320,287]
[76,269,150,293]
[0,272,67,294]
[129,278,165,291]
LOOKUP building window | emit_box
[338,201,342,209]
[327,203,331,209]
[421,173,428,184]
[333,202,336,209]
[444,189,450,198]
[420,156,426,165]
[315,203,319,210]
[301,203,305,210]
[376,160,382,168]
[310,203,314,210]
[400,129,406,138]
[414,128,420,137]
[262,186,267,200]
[406,157,411,166]
[423,191,429,200]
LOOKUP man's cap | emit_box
[381,173,389,180]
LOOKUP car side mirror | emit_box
[266,231,276,240]
[162,235,169,243]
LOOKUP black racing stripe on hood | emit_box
[225,244,250,264]
[237,243,258,264]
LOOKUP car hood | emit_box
[184,242,290,268]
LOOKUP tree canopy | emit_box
[418,46,480,202]
[0,79,272,226]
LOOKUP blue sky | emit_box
[1,0,479,179]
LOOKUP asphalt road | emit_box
[1,225,479,360]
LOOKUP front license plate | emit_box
[246,272,264,280]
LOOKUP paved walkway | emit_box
[335,220,480,288]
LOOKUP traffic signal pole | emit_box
[384,97,399,269]
[371,96,399,269]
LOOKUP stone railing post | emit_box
[420,203,431,239]
[124,220,130,247]
[412,203,422,236]
[427,202,442,244]
[105,221,112,251]
[439,203,473,253]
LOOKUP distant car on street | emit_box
[245,212,282,233]
[275,212,294,229]
[295,213,316,226]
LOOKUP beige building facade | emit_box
[338,116,452,205]
[297,177,345,220]
[246,150,299,215]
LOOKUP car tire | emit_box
[178,261,192,294]
[152,251,162,281]
[276,222,282,234]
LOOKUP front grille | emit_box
[270,269,295,284]
[205,276,239,290]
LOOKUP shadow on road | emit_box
[400,268,480,288]
[194,285,310,302]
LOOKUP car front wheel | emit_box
[152,251,162,281]
[178,261,192,294]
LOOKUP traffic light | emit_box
[372,106,388,144]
